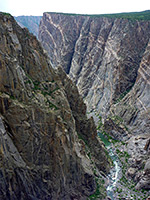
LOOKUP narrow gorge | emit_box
[0,10,150,200]
[39,12,150,119]
[0,12,110,199]
[38,11,150,199]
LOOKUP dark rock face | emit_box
[15,15,42,38]
[39,12,150,118]
[0,13,110,199]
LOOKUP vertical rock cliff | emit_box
[111,40,150,135]
[0,12,110,200]
[103,40,150,190]
[39,12,150,119]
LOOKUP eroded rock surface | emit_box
[39,12,150,194]
[0,13,110,199]
[119,135,150,190]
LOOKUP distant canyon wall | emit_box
[39,13,150,123]
[15,16,42,38]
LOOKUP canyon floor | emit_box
[97,119,150,200]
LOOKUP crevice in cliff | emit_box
[66,48,76,74]
[67,18,91,75]
[95,20,115,73]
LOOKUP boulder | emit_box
[127,167,137,178]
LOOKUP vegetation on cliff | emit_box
[47,10,150,20]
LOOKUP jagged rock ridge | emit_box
[0,12,110,200]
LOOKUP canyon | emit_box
[0,12,110,199]
[0,10,150,199]
[39,12,150,121]
[38,11,150,199]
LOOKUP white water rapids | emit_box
[98,132,122,199]
[106,146,122,200]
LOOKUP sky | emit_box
[0,0,149,16]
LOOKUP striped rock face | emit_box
[111,40,150,135]
[39,13,150,120]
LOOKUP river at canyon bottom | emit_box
[98,132,122,200]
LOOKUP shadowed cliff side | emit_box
[57,67,110,173]
[0,12,110,200]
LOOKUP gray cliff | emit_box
[39,12,150,121]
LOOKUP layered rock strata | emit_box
[0,12,110,200]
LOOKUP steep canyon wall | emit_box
[0,13,110,199]
[39,12,150,122]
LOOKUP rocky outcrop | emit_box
[0,12,110,199]
[15,15,42,38]
[39,12,150,119]
[119,135,150,190]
